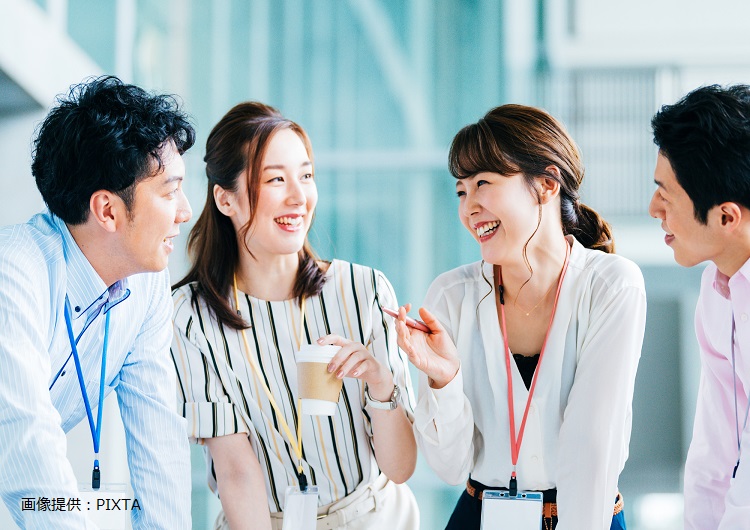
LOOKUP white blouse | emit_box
[171,260,415,511]
[414,236,646,530]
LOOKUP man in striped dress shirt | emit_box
[0,76,194,528]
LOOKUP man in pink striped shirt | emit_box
[649,84,750,529]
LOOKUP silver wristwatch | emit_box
[364,383,400,411]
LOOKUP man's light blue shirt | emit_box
[0,212,190,529]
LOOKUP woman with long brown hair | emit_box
[171,102,418,529]
[395,104,646,529]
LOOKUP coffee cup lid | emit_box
[297,344,340,363]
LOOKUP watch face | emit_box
[389,385,400,409]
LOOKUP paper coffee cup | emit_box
[297,344,343,415]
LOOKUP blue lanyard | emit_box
[731,314,750,479]
[63,300,110,489]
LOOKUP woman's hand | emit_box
[395,304,460,389]
[318,335,395,401]
[318,330,417,483]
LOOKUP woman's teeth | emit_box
[476,221,500,237]
[276,216,303,227]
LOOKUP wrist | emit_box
[429,360,460,390]
[366,378,396,402]
[363,364,395,400]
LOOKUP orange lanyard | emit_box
[498,242,570,495]
[232,276,309,489]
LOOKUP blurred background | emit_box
[2,0,750,528]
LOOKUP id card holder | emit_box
[77,483,130,530]
[282,486,319,530]
[480,490,543,530]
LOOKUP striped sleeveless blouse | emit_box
[170,260,415,511]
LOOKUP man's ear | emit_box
[213,184,235,217]
[89,190,124,233]
[537,166,562,204]
[715,202,743,231]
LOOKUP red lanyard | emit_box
[498,242,571,495]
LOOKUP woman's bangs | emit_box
[449,121,519,179]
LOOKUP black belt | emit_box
[465,477,623,518]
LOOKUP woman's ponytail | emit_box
[574,201,615,253]
[560,193,615,253]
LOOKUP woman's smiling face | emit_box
[456,171,542,265]
[232,128,317,261]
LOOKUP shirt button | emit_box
[531,456,539,463]
[742,313,748,322]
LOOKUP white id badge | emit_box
[282,486,319,530]
[77,483,131,530]
[480,490,543,530]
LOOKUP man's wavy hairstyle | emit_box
[31,75,195,224]
[652,84,750,224]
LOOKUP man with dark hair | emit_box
[650,84,750,528]
[0,76,194,528]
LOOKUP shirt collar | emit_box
[712,255,750,300]
[55,215,130,320]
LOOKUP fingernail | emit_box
[327,363,334,372]
[352,370,360,376]
[337,370,344,378]
[317,338,324,344]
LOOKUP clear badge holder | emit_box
[77,483,132,530]
[480,490,543,530]
[282,485,319,530]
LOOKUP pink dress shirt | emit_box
[685,259,750,529]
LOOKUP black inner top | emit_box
[513,353,540,390]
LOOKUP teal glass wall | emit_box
[124,0,514,309]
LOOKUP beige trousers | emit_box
[213,474,419,530]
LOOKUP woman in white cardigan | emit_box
[395,104,646,530]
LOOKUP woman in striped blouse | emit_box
[170,102,419,529]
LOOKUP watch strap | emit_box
[364,383,399,410]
